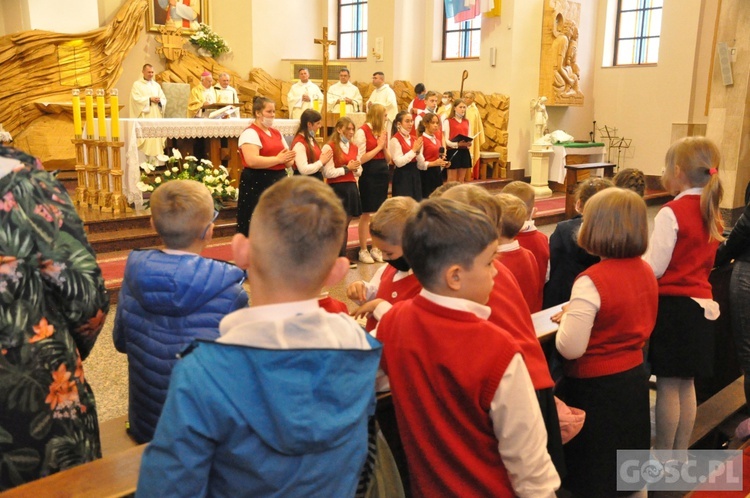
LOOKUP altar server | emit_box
[129,64,167,159]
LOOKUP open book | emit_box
[450,131,481,143]
[531,302,568,340]
[208,105,236,119]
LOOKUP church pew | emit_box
[1,444,146,498]
[690,376,746,449]
[100,414,139,456]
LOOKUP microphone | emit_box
[439,146,446,160]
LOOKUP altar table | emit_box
[549,142,606,184]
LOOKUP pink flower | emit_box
[0,192,16,212]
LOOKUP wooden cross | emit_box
[314,27,336,141]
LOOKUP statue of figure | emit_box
[532,96,548,143]
[552,18,583,100]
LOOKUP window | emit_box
[613,0,662,65]
[442,9,481,60]
[338,0,367,59]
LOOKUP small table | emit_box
[564,162,616,218]
[479,151,503,179]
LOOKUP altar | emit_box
[113,118,299,210]
[548,142,606,184]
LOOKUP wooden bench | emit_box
[100,414,139,456]
[689,376,746,448]
[563,162,616,218]
[1,444,146,498]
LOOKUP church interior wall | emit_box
[1,0,29,36]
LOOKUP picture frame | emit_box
[147,0,210,34]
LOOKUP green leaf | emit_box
[0,425,13,445]
[29,411,52,441]
[3,448,40,472]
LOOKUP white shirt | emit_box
[443,116,467,148]
[375,288,560,498]
[292,136,324,176]
[238,126,289,150]
[352,124,389,163]
[555,276,600,359]
[388,133,425,169]
[643,188,720,319]
[354,263,413,323]
[287,81,324,109]
[321,141,362,179]
[417,132,443,170]
[327,81,363,112]
[367,83,398,122]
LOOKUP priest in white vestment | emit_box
[327,68,363,114]
[287,68,323,119]
[215,73,240,118]
[129,63,167,159]
[366,71,398,123]
[188,71,218,118]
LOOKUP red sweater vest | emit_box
[361,123,385,160]
[291,134,321,171]
[393,133,417,165]
[657,196,718,298]
[447,117,469,143]
[378,295,519,497]
[318,295,349,314]
[326,141,358,184]
[496,247,542,312]
[421,131,443,162]
[565,258,658,378]
[516,230,549,288]
[365,266,422,331]
[488,260,554,390]
[241,124,287,170]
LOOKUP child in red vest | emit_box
[441,184,565,475]
[553,188,658,497]
[494,193,543,312]
[388,111,424,201]
[644,137,724,460]
[348,196,421,332]
[377,198,559,497]
[502,181,550,289]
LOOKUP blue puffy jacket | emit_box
[113,250,248,443]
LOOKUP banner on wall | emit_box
[444,0,500,22]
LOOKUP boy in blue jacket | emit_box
[137,176,382,498]
[113,179,248,443]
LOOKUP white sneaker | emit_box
[370,247,384,263]
[358,249,375,264]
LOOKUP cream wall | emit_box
[592,0,711,176]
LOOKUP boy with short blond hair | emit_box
[502,180,550,287]
[113,180,247,444]
[495,192,543,312]
[137,176,381,497]
[376,198,559,497]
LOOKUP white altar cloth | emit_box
[549,145,606,183]
[114,118,299,210]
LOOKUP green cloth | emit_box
[558,141,605,148]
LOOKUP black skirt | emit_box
[447,147,471,170]
[648,295,716,377]
[558,365,650,497]
[359,158,390,213]
[236,168,287,236]
[420,167,443,199]
[330,181,362,218]
[392,162,422,201]
[293,169,324,182]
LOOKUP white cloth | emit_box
[287,81,324,119]
[292,138,324,176]
[388,134,424,169]
[555,276,600,360]
[129,78,167,157]
[643,188,720,320]
[216,85,240,118]
[376,288,560,498]
[218,298,372,350]
[321,141,362,179]
[367,84,398,122]
[238,126,290,150]
[327,81,363,113]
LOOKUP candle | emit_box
[84,88,94,138]
[96,89,106,140]
[339,99,346,117]
[110,89,120,139]
[312,99,319,112]
[72,89,82,137]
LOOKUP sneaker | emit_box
[358,249,375,264]
[349,260,358,269]
[370,247,384,263]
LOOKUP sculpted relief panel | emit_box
[539,0,584,106]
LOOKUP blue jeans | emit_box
[731,260,750,411]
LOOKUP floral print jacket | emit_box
[0,146,109,490]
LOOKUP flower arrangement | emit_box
[137,149,237,210]
[189,23,230,58]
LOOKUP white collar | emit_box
[675,187,703,199]
[219,298,320,337]
[497,240,520,253]
[419,288,491,320]
[521,220,537,232]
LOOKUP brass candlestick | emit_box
[108,139,131,214]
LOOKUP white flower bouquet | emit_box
[189,23,230,58]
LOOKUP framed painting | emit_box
[147,0,210,34]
